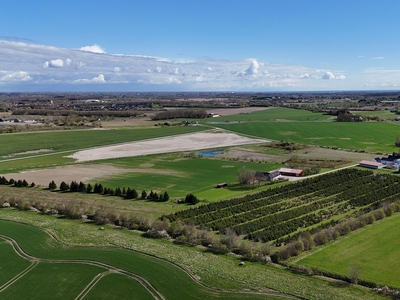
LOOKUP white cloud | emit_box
[0,70,32,82]
[322,72,335,80]
[79,44,105,54]
[43,59,65,68]
[245,60,260,75]
[371,56,385,60]
[0,39,354,91]
[74,74,106,84]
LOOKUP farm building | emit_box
[359,160,385,169]
[278,168,304,177]
[264,170,281,180]
[373,154,400,169]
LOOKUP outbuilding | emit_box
[359,160,384,169]
[278,168,305,177]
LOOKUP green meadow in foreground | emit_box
[0,211,387,300]
[296,213,400,289]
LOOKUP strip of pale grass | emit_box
[0,210,387,300]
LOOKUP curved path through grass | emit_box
[0,219,293,300]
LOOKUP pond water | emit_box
[196,150,225,157]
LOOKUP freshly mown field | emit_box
[296,213,400,289]
[0,125,206,158]
[0,211,386,300]
[211,120,400,153]
[165,169,400,243]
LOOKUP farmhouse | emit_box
[264,170,281,180]
[278,168,304,177]
[359,160,384,169]
[373,154,400,169]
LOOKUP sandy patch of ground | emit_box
[1,148,52,158]
[205,107,270,116]
[4,164,185,187]
[340,138,351,140]
[68,131,267,162]
[363,142,376,144]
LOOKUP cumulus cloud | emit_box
[0,70,32,82]
[322,72,335,80]
[74,74,106,84]
[79,44,105,54]
[0,39,353,91]
[245,60,260,75]
[43,59,65,68]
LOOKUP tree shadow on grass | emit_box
[328,281,351,288]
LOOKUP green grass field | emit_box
[205,107,332,122]
[0,240,32,285]
[94,154,283,201]
[1,263,105,300]
[212,120,400,153]
[296,213,400,289]
[0,217,287,300]
[84,273,155,300]
[0,211,387,300]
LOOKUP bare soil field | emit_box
[68,131,267,162]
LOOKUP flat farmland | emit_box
[84,273,155,300]
[0,263,105,300]
[0,212,386,300]
[0,219,290,300]
[212,121,400,153]
[0,125,206,158]
[296,213,400,289]
[205,107,331,122]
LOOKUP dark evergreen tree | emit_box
[78,181,86,193]
[141,190,147,199]
[48,180,57,190]
[60,181,70,191]
[86,183,93,193]
[70,181,79,192]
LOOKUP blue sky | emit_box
[1,0,399,92]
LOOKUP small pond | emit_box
[196,150,225,157]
